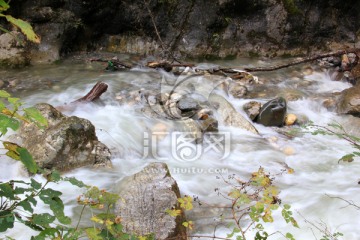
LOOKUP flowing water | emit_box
[1,55,360,240]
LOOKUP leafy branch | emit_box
[0,0,40,43]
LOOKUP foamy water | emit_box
[1,59,360,239]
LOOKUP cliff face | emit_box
[6,0,360,61]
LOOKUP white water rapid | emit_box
[1,57,360,240]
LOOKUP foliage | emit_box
[0,90,85,239]
[187,168,298,240]
[220,168,298,239]
[0,0,40,43]
[303,122,360,163]
[165,195,194,230]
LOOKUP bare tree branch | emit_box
[244,48,360,72]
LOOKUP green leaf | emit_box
[0,90,11,98]
[0,114,20,135]
[286,232,295,240]
[0,100,5,111]
[0,211,15,232]
[39,188,62,203]
[23,107,48,127]
[7,97,20,106]
[33,228,58,240]
[283,204,291,210]
[49,196,71,225]
[38,188,70,224]
[255,231,268,240]
[338,154,354,163]
[0,0,10,11]
[227,227,241,238]
[85,228,103,240]
[32,213,56,226]
[13,187,30,194]
[63,177,88,188]
[3,15,40,43]
[0,183,15,199]
[18,200,34,213]
[28,196,37,207]
[49,171,61,182]
[96,213,116,220]
[31,178,42,190]
[18,147,38,174]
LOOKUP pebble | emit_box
[282,146,295,156]
[284,113,297,126]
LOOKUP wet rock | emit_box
[255,97,287,127]
[114,163,186,240]
[284,113,297,126]
[323,98,337,110]
[18,103,111,171]
[28,9,81,64]
[336,85,360,116]
[209,94,258,134]
[197,116,218,132]
[349,63,360,85]
[195,108,214,120]
[243,101,261,120]
[0,32,28,68]
[177,97,200,117]
[228,82,248,98]
[341,54,351,71]
[319,56,341,68]
[180,118,203,143]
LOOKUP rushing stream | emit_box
[1,55,360,240]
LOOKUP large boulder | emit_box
[0,32,28,68]
[255,97,287,127]
[114,162,186,239]
[19,103,111,171]
[336,85,360,116]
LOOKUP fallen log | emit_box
[244,48,360,72]
[73,81,108,103]
[56,81,108,112]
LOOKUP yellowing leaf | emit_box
[90,216,104,224]
[178,195,193,210]
[182,221,194,230]
[165,209,181,217]
[228,189,241,199]
[3,14,40,43]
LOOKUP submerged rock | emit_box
[19,103,111,171]
[256,97,287,127]
[114,163,186,239]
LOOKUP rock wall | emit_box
[3,0,360,63]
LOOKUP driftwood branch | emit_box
[244,48,360,72]
[73,81,108,103]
